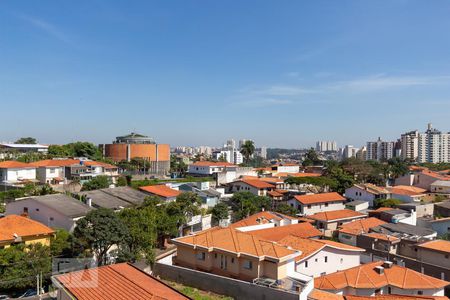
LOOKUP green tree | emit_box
[50,228,72,257]
[388,157,409,179]
[74,208,129,266]
[211,202,229,224]
[240,140,255,164]
[302,148,322,167]
[116,176,128,187]
[229,192,272,221]
[81,175,111,191]
[275,203,297,217]
[15,137,37,144]
[375,198,402,208]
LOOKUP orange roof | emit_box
[0,160,34,169]
[372,207,394,212]
[364,232,400,242]
[83,161,117,168]
[238,179,275,189]
[191,161,236,167]
[315,261,449,290]
[268,190,283,198]
[338,217,387,235]
[293,192,346,205]
[345,295,449,300]
[417,240,450,254]
[173,227,297,261]
[389,185,427,196]
[139,185,181,198]
[277,235,364,262]
[419,169,450,181]
[353,183,390,195]
[0,215,54,243]
[30,159,80,167]
[309,289,344,300]
[245,222,323,241]
[308,209,366,222]
[230,211,296,228]
[55,263,189,300]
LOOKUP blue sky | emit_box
[1,0,450,148]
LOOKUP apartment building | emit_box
[401,130,419,161]
[316,141,338,152]
[366,138,395,161]
[418,123,450,163]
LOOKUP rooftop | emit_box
[373,222,436,238]
[173,226,298,261]
[363,232,400,243]
[293,192,346,205]
[417,240,450,254]
[0,215,54,243]
[308,209,366,222]
[230,211,296,229]
[244,222,323,241]
[191,161,236,167]
[315,261,449,291]
[54,263,189,300]
[353,183,390,195]
[389,185,427,196]
[338,217,387,236]
[0,160,34,169]
[23,194,93,218]
[139,185,181,198]
[238,178,275,189]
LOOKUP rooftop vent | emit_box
[383,261,393,269]
[375,266,384,275]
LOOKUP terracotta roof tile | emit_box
[238,179,275,189]
[309,289,344,300]
[315,261,449,291]
[364,232,400,242]
[0,161,34,168]
[417,240,450,254]
[389,185,427,196]
[308,209,365,222]
[30,159,81,167]
[345,295,449,300]
[0,215,54,243]
[229,211,295,228]
[338,217,387,235]
[55,263,189,300]
[245,222,323,241]
[173,227,297,260]
[191,161,236,167]
[293,192,346,205]
[139,185,181,198]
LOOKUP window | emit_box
[305,261,308,268]
[307,205,311,209]
[49,168,55,174]
[340,258,343,264]
[23,207,28,214]
[214,253,217,259]
[243,260,253,270]
[231,258,235,263]
[315,258,318,262]
[446,255,449,259]
[388,287,391,294]
[36,208,39,212]
[374,289,381,295]
[324,256,328,263]
[196,252,206,261]
[325,203,329,207]
[418,291,423,295]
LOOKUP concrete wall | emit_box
[153,260,299,300]
[287,199,345,216]
[345,186,377,207]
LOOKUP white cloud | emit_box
[18,14,73,45]
[237,98,293,107]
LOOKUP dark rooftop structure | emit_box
[372,222,437,240]
[114,132,155,144]
[76,186,148,209]
[28,194,93,218]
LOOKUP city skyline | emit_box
[1,1,450,147]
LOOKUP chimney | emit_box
[383,261,393,269]
[375,266,384,275]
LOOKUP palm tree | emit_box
[240,140,255,165]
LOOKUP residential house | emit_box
[271,163,301,174]
[139,184,181,201]
[277,235,364,277]
[417,216,450,236]
[178,182,222,208]
[395,169,450,191]
[345,184,390,208]
[0,161,36,185]
[414,240,450,280]
[228,179,275,196]
[397,203,434,218]
[356,233,401,263]
[31,159,79,185]
[171,226,314,296]
[0,143,48,159]
[52,263,190,300]
[430,181,450,195]
[388,186,427,203]
[307,209,367,235]
[375,208,417,226]
[6,194,93,232]
[314,261,448,297]
[230,211,299,232]
[188,161,237,175]
[338,217,387,246]
[288,192,346,216]
[434,201,450,218]
[0,215,54,249]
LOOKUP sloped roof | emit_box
[245,222,323,241]
[352,183,390,195]
[0,215,54,243]
[338,217,386,235]
[55,263,189,300]
[389,185,427,196]
[0,160,34,169]
[315,261,449,290]
[191,161,236,167]
[25,194,93,218]
[345,295,448,300]
[417,240,450,254]
[230,211,296,228]
[308,289,344,300]
[173,227,297,261]
[277,235,364,262]
[139,185,181,198]
[30,159,81,167]
[364,232,400,243]
[275,172,322,178]
[308,209,365,222]
[238,179,275,189]
[293,192,346,205]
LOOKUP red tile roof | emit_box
[0,215,54,243]
[345,295,449,300]
[276,172,322,178]
[364,232,400,242]
[139,185,181,198]
[245,222,323,241]
[308,209,366,222]
[238,179,275,189]
[338,217,387,235]
[55,263,189,300]
[0,161,34,169]
[417,240,450,254]
[230,211,296,228]
[191,161,236,167]
[173,227,297,261]
[389,185,427,196]
[30,159,81,167]
[293,192,346,205]
[315,261,449,291]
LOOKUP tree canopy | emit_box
[240,140,255,164]
[15,137,37,144]
[229,192,272,221]
[81,175,111,191]
[48,142,102,160]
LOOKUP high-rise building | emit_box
[400,130,419,161]
[342,145,359,159]
[238,139,247,150]
[260,146,267,159]
[366,137,395,161]
[418,123,450,163]
[316,141,337,152]
[225,139,236,150]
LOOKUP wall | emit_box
[154,259,300,300]
[104,143,170,162]
[4,168,36,183]
[345,187,376,207]
[338,232,358,246]
[6,199,76,232]
[287,200,345,216]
